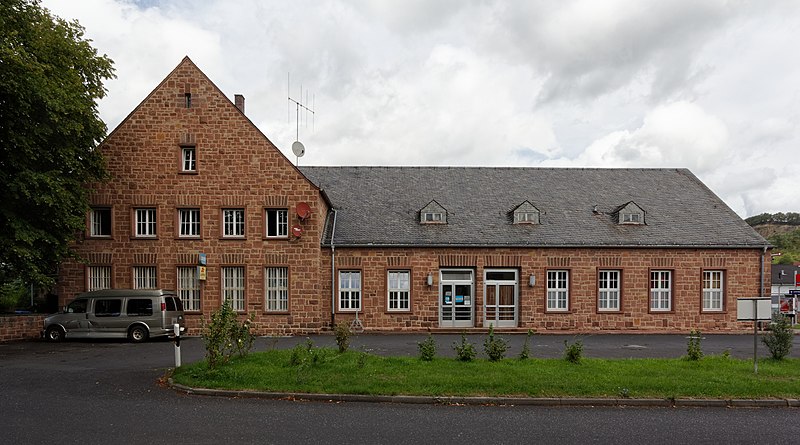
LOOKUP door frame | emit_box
[439,269,475,328]
[483,268,519,328]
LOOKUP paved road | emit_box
[1,334,798,444]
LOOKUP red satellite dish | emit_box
[291,224,303,238]
[296,202,311,220]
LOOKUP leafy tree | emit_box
[0,0,114,286]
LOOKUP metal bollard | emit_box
[173,323,181,368]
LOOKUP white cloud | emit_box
[40,0,800,217]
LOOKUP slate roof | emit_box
[299,167,769,249]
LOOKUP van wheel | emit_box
[128,325,149,343]
[45,326,65,342]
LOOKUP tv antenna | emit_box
[288,73,315,165]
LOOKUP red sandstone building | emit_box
[57,57,771,335]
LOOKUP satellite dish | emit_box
[291,141,305,158]
[291,224,303,238]
[296,202,311,220]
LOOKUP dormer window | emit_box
[617,202,645,225]
[420,200,447,224]
[512,201,540,225]
[423,212,443,222]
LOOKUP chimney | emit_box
[234,94,245,114]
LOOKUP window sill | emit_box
[219,236,247,241]
[263,236,290,241]
[131,236,158,240]
[178,171,199,175]
[544,309,571,314]
[176,236,202,240]
[88,235,113,240]
[386,309,412,314]
[596,309,622,314]
[263,311,290,315]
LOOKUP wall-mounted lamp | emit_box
[427,274,434,287]
[529,275,536,287]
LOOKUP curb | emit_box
[168,380,799,408]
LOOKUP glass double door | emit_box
[484,269,518,328]
[439,270,474,328]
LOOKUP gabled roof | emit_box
[299,166,769,248]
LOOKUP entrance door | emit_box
[484,269,518,328]
[440,270,474,328]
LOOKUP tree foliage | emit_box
[745,212,800,226]
[0,0,114,286]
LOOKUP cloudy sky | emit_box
[43,0,800,218]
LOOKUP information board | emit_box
[736,298,772,321]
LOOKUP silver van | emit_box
[42,289,185,343]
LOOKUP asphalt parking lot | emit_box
[2,333,798,444]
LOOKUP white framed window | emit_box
[702,270,724,312]
[650,270,672,311]
[87,266,111,291]
[135,208,157,237]
[178,208,200,238]
[177,266,200,311]
[90,207,111,237]
[422,212,443,222]
[598,270,620,311]
[339,270,361,311]
[514,212,539,224]
[546,270,569,311]
[265,209,288,238]
[387,270,410,311]
[133,266,157,289]
[181,146,196,172]
[222,266,245,311]
[621,213,642,224]
[222,209,245,237]
[265,267,288,312]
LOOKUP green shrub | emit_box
[0,280,29,313]
[564,339,583,364]
[686,329,703,361]
[519,329,534,360]
[762,315,794,360]
[483,325,508,361]
[418,334,437,361]
[334,321,352,353]
[201,301,255,369]
[453,332,476,361]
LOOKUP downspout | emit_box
[330,209,338,329]
[760,245,767,298]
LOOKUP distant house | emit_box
[57,57,771,334]
[771,264,800,296]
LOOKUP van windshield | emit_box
[67,299,87,314]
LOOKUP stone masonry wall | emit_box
[0,315,46,342]
[323,246,767,333]
[57,58,327,336]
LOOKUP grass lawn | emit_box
[171,348,800,399]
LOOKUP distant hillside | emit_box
[747,212,800,264]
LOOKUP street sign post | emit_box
[737,297,771,374]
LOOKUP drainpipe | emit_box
[760,246,767,298]
[330,209,338,329]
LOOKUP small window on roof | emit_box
[512,201,540,225]
[617,202,645,225]
[419,200,447,224]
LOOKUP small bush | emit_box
[453,333,476,361]
[686,329,703,361]
[564,339,583,364]
[418,334,437,361]
[334,321,352,353]
[483,325,509,362]
[201,301,255,369]
[762,314,794,360]
[519,329,534,360]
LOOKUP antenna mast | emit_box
[288,73,315,165]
